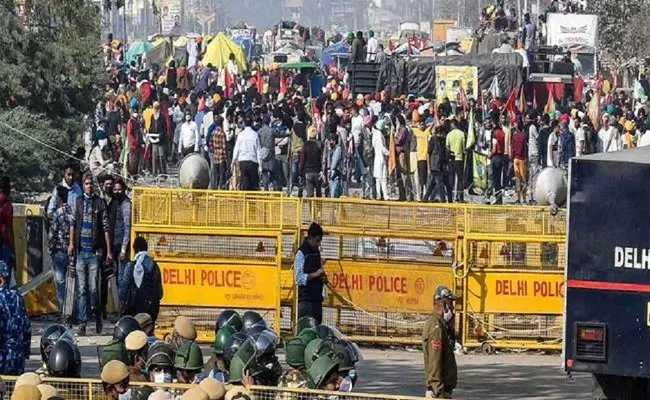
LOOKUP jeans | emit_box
[211,161,227,190]
[424,171,447,202]
[492,155,505,204]
[298,300,323,325]
[330,177,342,198]
[75,252,100,325]
[289,158,304,196]
[52,252,68,311]
[151,143,167,175]
[396,152,413,201]
[304,172,322,197]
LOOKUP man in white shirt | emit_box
[574,117,586,156]
[547,122,560,168]
[231,114,262,190]
[178,111,200,157]
[366,31,379,62]
[604,117,622,153]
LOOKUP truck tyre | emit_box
[593,374,650,400]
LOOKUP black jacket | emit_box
[428,134,448,172]
[73,194,110,252]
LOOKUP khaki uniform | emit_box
[422,314,457,398]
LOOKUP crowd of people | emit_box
[0,307,361,400]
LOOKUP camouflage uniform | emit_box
[0,260,31,374]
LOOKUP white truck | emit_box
[546,13,598,78]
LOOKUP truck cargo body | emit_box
[565,148,650,397]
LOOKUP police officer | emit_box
[198,377,226,400]
[169,316,197,349]
[37,324,72,375]
[204,326,236,382]
[174,341,204,384]
[134,312,156,346]
[146,342,175,384]
[47,338,82,378]
[97,336,128,369]
[294,223,326,324]
[278,337,310,389]
[125,330,149,382]
[423,286,458,399]
[0,260,31,375]
[101,360,131,400]
[114,315,141,342]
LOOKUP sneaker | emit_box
[96,317,103,335]
[76,324,86,337]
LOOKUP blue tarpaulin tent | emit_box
[232,37,254,60]
[321,41,350,67]
[126,41,154,64]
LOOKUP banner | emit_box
[324,260,454,313]
[472,151,488,191]
[435,66,478,104]
[546,13,598,52]
[160,262,279,309]
[160,0,181,35]
[467,271,564,314]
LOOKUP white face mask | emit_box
[118,388,132,400]
[443,305,454,322]
[153,372,172,383]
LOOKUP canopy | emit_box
[202,33,247,71]
[126,41,154,64]
[281,62,319,71]
[321,41,350,66]
[232,36,254,60]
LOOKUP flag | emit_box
[488,76,501,98]
[466,107,476,150]
[257,70,264,94]
[422,38,429,49]
[519,85,527,114]
[587,89,601,130]
[533,88,538,110]
[388,40,395,52]
[472,151,488,191]
[388,129,396,176]
[224,69,233,98]
[503,87,517,115]
[545,90,556,114]
[634,79,647,102]
[279,69,287,95]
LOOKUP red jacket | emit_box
[127,117,141,151]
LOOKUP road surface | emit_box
[27,321,591,399]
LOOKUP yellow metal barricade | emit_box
[299,198,464,344]
[131,188,299,343]
[462,206,566,351]
[0,376,425,400]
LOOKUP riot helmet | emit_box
[296,316,318,334]
[228,339,263,384]
[214,326,237,355]
[113,316,140,342]
[315,325,341,341]
[174,341,204,371]
[146,342,175,370]
[216,309,243,333]
[241,311,266,333]
[297,328,318,346]
[47,339,82,377]
[285,338,307,369]
[304,338,334,370]
[306,355,340,389]
[40,324,69,364]
[246,324,268,337]
[97,339,128,368]
[249,329,279,358]
[328,341,355,372]
[223,332,248,361]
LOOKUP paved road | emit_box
[28,321,590,399]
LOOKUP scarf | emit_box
[133,251,149,288]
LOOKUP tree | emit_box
[0,0,103,192]
[587,0,645,67]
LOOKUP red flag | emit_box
[503,87,517,115]
[279,69,287,95]
[545,90,556,114]
[257,71,264,94]
[422,38,429,49]
[519,85,527,114]
[224,69,233,98]
[412,33,420,49]
[388,40,395,52]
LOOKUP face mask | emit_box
[443,305,454,322]
[118,388,131,400]
[153,372,172,383]
[339,376,353,392]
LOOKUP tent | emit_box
[202,33,247,71]
[126,41,154,64]
[321,41,350,67]
[232,36,254,60]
